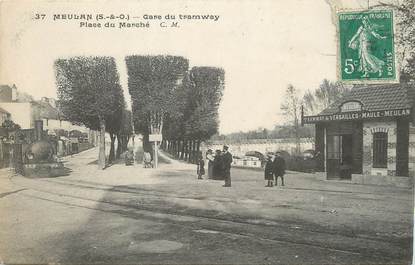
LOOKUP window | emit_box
[373,132,388,168]
[340,101,362,112]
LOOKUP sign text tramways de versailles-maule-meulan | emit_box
[302,108,411,124]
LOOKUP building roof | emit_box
[320,83,415,115]
[33,100,60,120]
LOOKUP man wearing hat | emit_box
[273,151,286,186]
[222,145,233,187]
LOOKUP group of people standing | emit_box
[264,152,286,187]
[197,145,233,187]
[197,146,286,188]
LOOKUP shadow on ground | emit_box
[42,182,412,264]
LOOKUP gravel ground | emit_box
[0,145,412,264]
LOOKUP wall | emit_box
[43,119,90,134]
[204,138,314,157]
[0,103,32,129]
[362,120,396,176]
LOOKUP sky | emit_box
[0,0,396,134]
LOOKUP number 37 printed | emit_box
[34,14,46,20]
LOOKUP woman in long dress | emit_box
[206,149,214,179]
[348,16,387,78]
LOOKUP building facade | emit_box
[302,84,415,186]
[0,107,11,125]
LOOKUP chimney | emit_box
[34,120,43,141]
[11,84,17,101]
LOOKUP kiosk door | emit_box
[327,135,341,179]
[326,134,353,179]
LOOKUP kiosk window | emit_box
[373,132,387,168]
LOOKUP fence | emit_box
[0,141,11,169]
[161,139,201,164]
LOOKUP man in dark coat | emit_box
[212,149,223,180]
[222,145,233,187]
[273,152,286,186]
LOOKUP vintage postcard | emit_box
[0,0,413,264]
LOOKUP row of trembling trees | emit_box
[125,55,224,163]
[55,57,133,169]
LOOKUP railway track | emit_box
[8,175,410,262]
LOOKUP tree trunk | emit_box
[186,140,190,162]
[98,118,106,170]
[189,140,194,163]
[109,133,116,163]
[180,140,185,160]
[192,140,197,163]
[116,134,122,159]
[196,140,200,162]
[124,136,129,151]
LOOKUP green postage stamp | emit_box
[338,10,397,83]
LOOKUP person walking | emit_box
[273,152,286,186]
[196,152,205,180]
[264,153,275,187]
[222,145,233,187]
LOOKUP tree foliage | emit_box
[126,55,189,137]
[55,56,124,168]
[281,84,301,126]
[55,56,124,129]
[303,79,350,115]
[1,120,21,131]
[374,0,414,82]
[181,67,225,140]
[280,84,303,154]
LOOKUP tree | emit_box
[372,0,414,82]
[280,84,302,154]
[126,55,189,166]
[1,120,21,131]
[182,67,225,140]
[55,56,124,169]
[303,79,350,115]
[115,109,133,159]
[106,104,124,163]
[159,67,225,162]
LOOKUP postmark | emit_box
[338,9,397,83]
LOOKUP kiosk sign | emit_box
[303,108,411,124]
[338,10,396,82]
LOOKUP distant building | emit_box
[302,83,415,186]
[0,84,17,102]
[0,107,11,125]
[0,102,33,129]
[0,85,95,142]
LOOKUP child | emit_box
[197,153,205,180]
[264,153,274,187]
